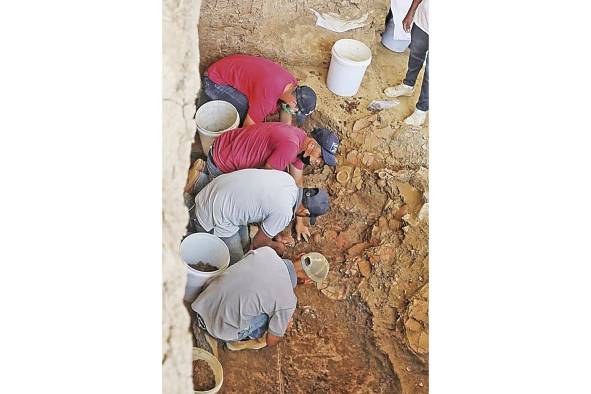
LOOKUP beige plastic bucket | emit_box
[196,100,239,154]
[192,347,223,394]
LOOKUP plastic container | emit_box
[180,233,230,303]
[192,347,223,394]
[326,39,372,96]
[195,100,239,154]
[381,17,411,53]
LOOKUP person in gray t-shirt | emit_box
[192,246,327,349]
[190,168,329,264]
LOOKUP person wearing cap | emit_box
[201,54,317,127]
[185,124,339,241]
[191,246,329,350]
[189,168,330,264]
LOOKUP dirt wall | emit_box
[163,0,201,393]
[198,0,389,71]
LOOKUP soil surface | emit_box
[190,261,218,272]
[194,16,429,393]
[193,359,216,391]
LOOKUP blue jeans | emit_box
[193,148,224,195]
[200,75,249,127]
[189,217,249,265]
[403,24,429,111]
[237,313,269,340]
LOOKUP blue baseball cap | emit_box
[302,188,330,225]
[294,86,317,126]
[311,128,340,166]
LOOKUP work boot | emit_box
[184,158,205,194]
[404,109,428,126]
[384,84,414,98]
[226,336,267,351]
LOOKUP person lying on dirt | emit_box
[188,168,329,264]
[185,124,339,241]
[199,54,316,127]
[191,247,329,351]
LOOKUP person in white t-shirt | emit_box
[384,0,429,127]
[189,169,330,264]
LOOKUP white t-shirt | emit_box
[414,0,429,34]
[194,168,298,238]
[192,246,297,341]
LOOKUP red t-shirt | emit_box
[207,55,297,123]
[213,123,306,173]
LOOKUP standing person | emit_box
[184,123,339,240]
[190,169,330,264]
[384,0,429,126]
[201,54,317,127]
[192,247,329,351]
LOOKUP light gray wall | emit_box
[163,0,200,392]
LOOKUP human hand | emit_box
[274,242,287,256]
[295,222,310,242]
[403,12,414,32]
[275,232,295,247]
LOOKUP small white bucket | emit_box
[326,39,372,96]
[195,100,239,154]
[192,347,223,394]
[180,233,230,303]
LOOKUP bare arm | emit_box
[252,227,286,256]
[403,0,423,32]
[243,113,255,126]
[289,164,310,241]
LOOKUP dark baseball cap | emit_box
[302,188,330,225]
[294,85,317,125]
[311,128,340,166]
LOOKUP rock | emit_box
[395,181,423,214]
[361,152,375,166]
[418,202,429,221]
[324,230,338,241]
[352,113,378,132]
[357,259,371,277]
[394,204,409,221]
[345,150,359,165]
[347,242,369,258]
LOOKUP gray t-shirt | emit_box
[194,168,298,238]
[192,246,297,340]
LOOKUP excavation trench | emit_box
[185,2,429,392]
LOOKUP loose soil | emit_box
[193,359,216,391]
[195,8,429,391]
[190,261,218,272]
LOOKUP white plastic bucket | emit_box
[381,17,410,53]
[192,347,223,394]
[326,39,372,96]
[180,233,230,303]
[195,100,239,154]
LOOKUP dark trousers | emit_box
[403,24,429,111]
[199,75,249,126]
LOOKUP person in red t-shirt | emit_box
[185,123,340,241]
[201,54,317,127]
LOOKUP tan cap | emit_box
[300,252,329,283]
